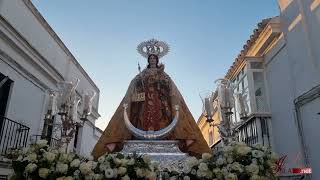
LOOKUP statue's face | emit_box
[149,55,158,68]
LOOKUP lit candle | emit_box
[218,84,226,108]
[70,97,80,121]
[204,97,213,116]
[47,91,56,114]
[83,91,96,116]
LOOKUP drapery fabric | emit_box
[92,68,211,159]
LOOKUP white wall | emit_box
[265,0,320,177]
[0,58,45,137]
[76,122,102,157]
[264,38,305,171]
[0,0,100,156]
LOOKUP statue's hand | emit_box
[159,63,165,71]
[105,143,116,152]
[186,139,194,147]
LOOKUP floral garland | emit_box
[162,142,278,180]
[6,140,278,180]
[7,140,158,180]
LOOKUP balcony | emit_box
[0,116,30,155]
[235,115,271,147]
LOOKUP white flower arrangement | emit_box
[163,142,278,180]
[7,140,278,180]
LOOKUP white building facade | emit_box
[219,0,320,179]
[0,0,102,162]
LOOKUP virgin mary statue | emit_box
[92,39,211,159]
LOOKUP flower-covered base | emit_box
[121,140,189,172]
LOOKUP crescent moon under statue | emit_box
[123,104,179,140]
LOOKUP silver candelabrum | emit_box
[41,78,96,152]
[201,78,248,146]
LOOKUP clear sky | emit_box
[32,0,279,130]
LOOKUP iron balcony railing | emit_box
[235,116,271,147]
[0,116,30,155]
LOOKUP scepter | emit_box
[138,62,145,90]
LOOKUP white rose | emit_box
[25,153,37,162]
[205,171,213,178]
[169,176,177,180]
[67,153,75,162]
[127,158,135,165]
[56,176,65,180]
[231,162,243,172]
[191,169,197,175]
[114,158,122,166]
[85,174,93,180]
[186,157,199,167]
[36,139,48,148]
[234,141,246,146]
[145,171,156,180]
[201,153,212,160]
[270,152,278,162]
[93,174,103,180]
[136,168,145,177]
[223,145,233,153]
[104,168,114,178]
[74,170,80,177]
[99,163,108,172]
[198,163,208,171]
[59,153,68,163]
[196,169,206,178]
[17,155,23,161]
[142,155,151,164]
[236,146,251,156]
[224,173,238,180]
[250,174,262,180]
[87,160,97,169]
[98,156,105,163]
[70,159,81,168]
[64,176,74,180]
[121,175,130,180]
[80,162,92,175]
[117,167,127,176]
[216,157,225,166]
[227,156,234,164]
[150,161,159,171]
[88,155,94,161]
[183,176,190,180]
[252,150,264,158]
[44,152,56,162]
[56,163,68,174]
[38,168,49,178]
[120,158,129,166]
[182,166,191,174]
[221,167,229,176]
[25,163,37,173]
[113,168,118,178]
[246,164,259,175]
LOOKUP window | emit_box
[73,126,80,149]
[251,62,263,69]
[0,74,12,117]
[253,72,268,112]
[255,88,262,96]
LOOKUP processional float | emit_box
[121,39,188,172]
